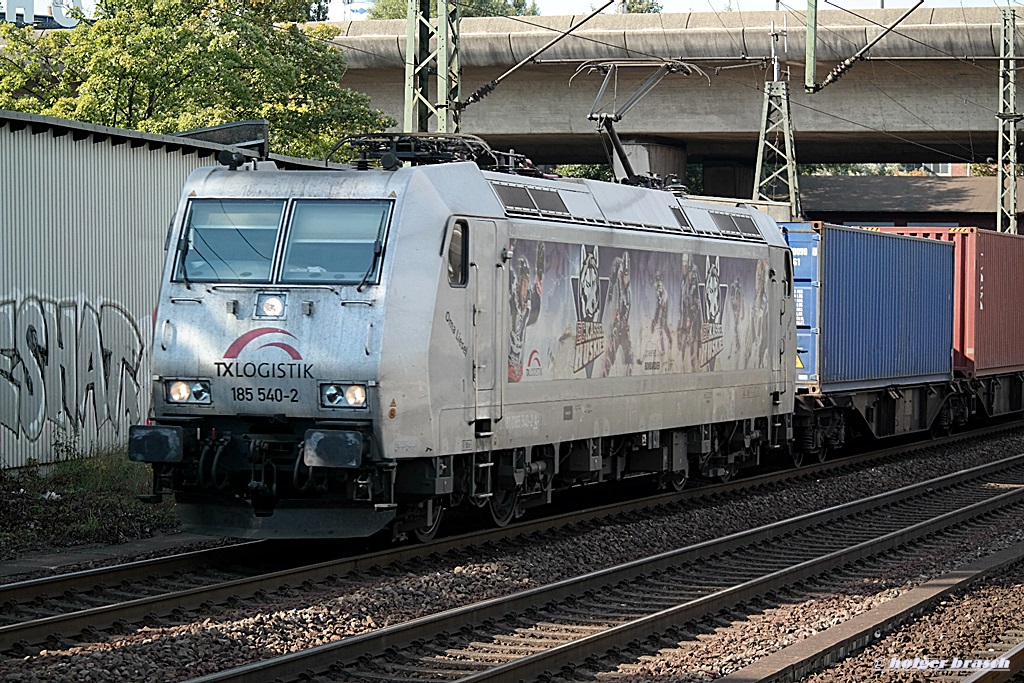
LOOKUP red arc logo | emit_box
[224,328,302,360]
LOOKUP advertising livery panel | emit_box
[506,238,770,384]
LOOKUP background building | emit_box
[0,110,329,468]
[800,175,1019,230]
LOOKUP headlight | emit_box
[169,381,191,402]
[320,383,368,408]
[345,385,366,407]
[262,296,284,317]
[190,382,210,402]
[255,293,286,319]
[321,384,344,406]
[167,379,212,404]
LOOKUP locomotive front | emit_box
[130,163,406,538]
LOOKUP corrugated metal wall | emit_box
[876,227,1024,377]
[1,125,211,467]
[820,226,954,390]
[970,231,1024,375]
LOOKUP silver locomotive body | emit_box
[130,160,796,539]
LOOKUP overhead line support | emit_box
[755,22,801,219]
[997,8,1019,234]
[404,0,460,133]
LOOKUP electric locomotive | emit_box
[129,139,797,540]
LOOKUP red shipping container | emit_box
[877,227,1024,377]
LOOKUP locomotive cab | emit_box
[130,163,411,538]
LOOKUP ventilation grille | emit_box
[492,183,569,216]
[708,212,765,241]
[489,182,765,243]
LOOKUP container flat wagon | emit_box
[783,222,955,457]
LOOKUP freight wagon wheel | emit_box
[412,507,444,543]
[487,487,519,528]
[930,405,953,438]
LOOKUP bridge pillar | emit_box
[611,139,687,182]
[703,161,756,199]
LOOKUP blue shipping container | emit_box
[782,224,954,392]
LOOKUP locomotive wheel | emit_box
[412,507,444,543]
[718,464,737,484]
[487,487,519,527]
[669,471,688,492]
[790,446,804,469]
[817,447,829,464]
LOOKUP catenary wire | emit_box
[721,67,980,163]
[54,0,993,165]
[822,0,999,74]
[214,0,996,165]
[780,0,1000,118]
[447,0,988,163]
[778,1,986,158]
[218,7,392,61]
[706,0,745,54]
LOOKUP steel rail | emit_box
[962,639,1024,683]
[7,420,1015,605]
[1,421,1019,653]
[0,542,263,606]
[715,541,1024,683]
[459,490,1024,683]
[180,451,1024,683]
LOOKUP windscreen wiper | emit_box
[178,233,192,290]
[356,240,383,293]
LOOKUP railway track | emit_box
[692,537,1024,683]
[179,450,1024,683]
[954,635,1024,683]
[1,422,1019,659]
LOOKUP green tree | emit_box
[625,0,662,12]
[685,164,703,195]
[798,163,914,176]
[0,0,393,159]
[370,0,539,20]
[554,163,613,181]
[555,162,703,193]
[799,163,875,176]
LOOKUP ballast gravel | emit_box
[2,431,1024,683]
[562,509,1024,682]
[801,557,1024,683]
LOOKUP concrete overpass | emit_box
[328,8,1014,194]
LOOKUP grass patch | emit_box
[0,446,180,560]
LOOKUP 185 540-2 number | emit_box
[231,387,299,403]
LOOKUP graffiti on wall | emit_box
[0,295,147,443]
[507,239,770,383]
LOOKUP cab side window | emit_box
[784,252,793,297]
[448,220,468,287]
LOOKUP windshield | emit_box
[281,200,392,284]
[173,198,393,285]
[176,200,284,283]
